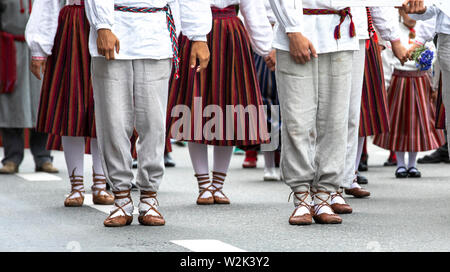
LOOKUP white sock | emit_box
[90,139,108,197]
[139,192,160,216]
[408,152,418,170]
[292,192,312,216]
[62,136,85,199]
[212,146,233,198]
[331,192,347,205]
[195,173,212,199]
[188,143,212,199]
[313,192,334,215]
[355,137,365,170]
[396,152,406,171]
[263,151,276,169]
[110,191,133,218]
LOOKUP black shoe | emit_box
[395,167,408,178]
[417,148,450,164]
[132,159,138,169]
[358,154,368,171]
[356,172,368,184]
[383,157,397,166]
[407,167,422,178]
[164,154,176,167]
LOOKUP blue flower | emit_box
[413,47,434,71]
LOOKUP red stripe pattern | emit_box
[373,70,446,152]
[359,35,390,136]
[36,5,96,138]
[303,7,356,40]
[435,74,446,129]
[166,6,268,147]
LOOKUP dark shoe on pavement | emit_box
[132,159,138,169]
[417,148,450,164]
[164,154,176,167]
[407,167,422,178]
[358,154,369,172]
[35,162,59,173]
[356,172,368,185]
[395,167,408,178]
[0,161,19,174]
[345,187,371,198]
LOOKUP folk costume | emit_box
[374,16,445,178]
[25,0,114,207]
[270,0,359,225]
[333,7,401,213]
[410,6,450,158]
[0,0,55,174]
[166,0,273,205]
[85,0,212,227]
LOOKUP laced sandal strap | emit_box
[113,190,131,199]
[139,191,162,217]
[288,191,312,209]
[313,191,333,215]
[108,190,132,217]
[331,191,344,202]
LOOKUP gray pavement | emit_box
[1,140,450,252]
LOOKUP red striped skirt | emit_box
[435,74,446,129]
[359,36,390,137]
[36,5,96,140]
[373,70,446,152]
[166,6,268,147]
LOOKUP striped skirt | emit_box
[373,70,446,152]
[166,6,268,147]
[36,5,96,140]
[435,74,446,129]
[359,36,390,137]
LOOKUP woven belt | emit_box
[211,6,237,19]
[68,0,84,5]
[114,4,179,78]
[303,7,356,40]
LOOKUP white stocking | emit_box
[408,152,418,170]
[212,146,233,198]
[90,139,108,196]
[396,152,406,171]
[263,151,276,170]
[62,136,85,199]
[188,142,211,199]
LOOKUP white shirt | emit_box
[84,0,212,59]
[353,7,400,41]
[382,19,436,72]
[212,0,273,57]
[410,6,450,36]
[268,0,359,54]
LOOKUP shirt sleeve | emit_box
[409,5,439,21]
[84,0,114,31]
[179,0,212,42]
[240,0,274,57]
[415,17,437,45]
[370,7,400,42]
[268,0,303,33]
[25,0,62,58]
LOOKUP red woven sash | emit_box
[0,31,25,94]
[303,7,356,40]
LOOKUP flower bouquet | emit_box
[411,45,434,71]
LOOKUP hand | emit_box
[401,0,427,14]
[287,32,317,64]
[30,59,47,80]
[407,43,422,60]
[431,90,438,102]
[391,40,409,65]
[264,50,276,72]
[97,29,120,60]
[189,41,210,73]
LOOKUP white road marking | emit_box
[16,172,62,181]
[171,239,246,252]
[83,194,138,215]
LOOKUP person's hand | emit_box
[287,32,317,64]
[189,41,210,73]
[264,50,276,71]
[30,59,47,80]
[407,43,422,60]
[97,29,120,60]
[402,0,427,14]
[391,40,409,65]
[431,90,438,102]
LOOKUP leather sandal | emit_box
[104,190,133,227]
[288,192,313,225]
[312,192,342,224]
[64,169,85,207]
[331,191,353,214]
[211,171,230,204]
[91,171,114,205]
[196,174,214,205]
[138,191,165,226]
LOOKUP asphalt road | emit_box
[1,140,450,252]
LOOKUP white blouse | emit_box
[269,0,359,54]
[26,0,212,60]
[211,0,273,57]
